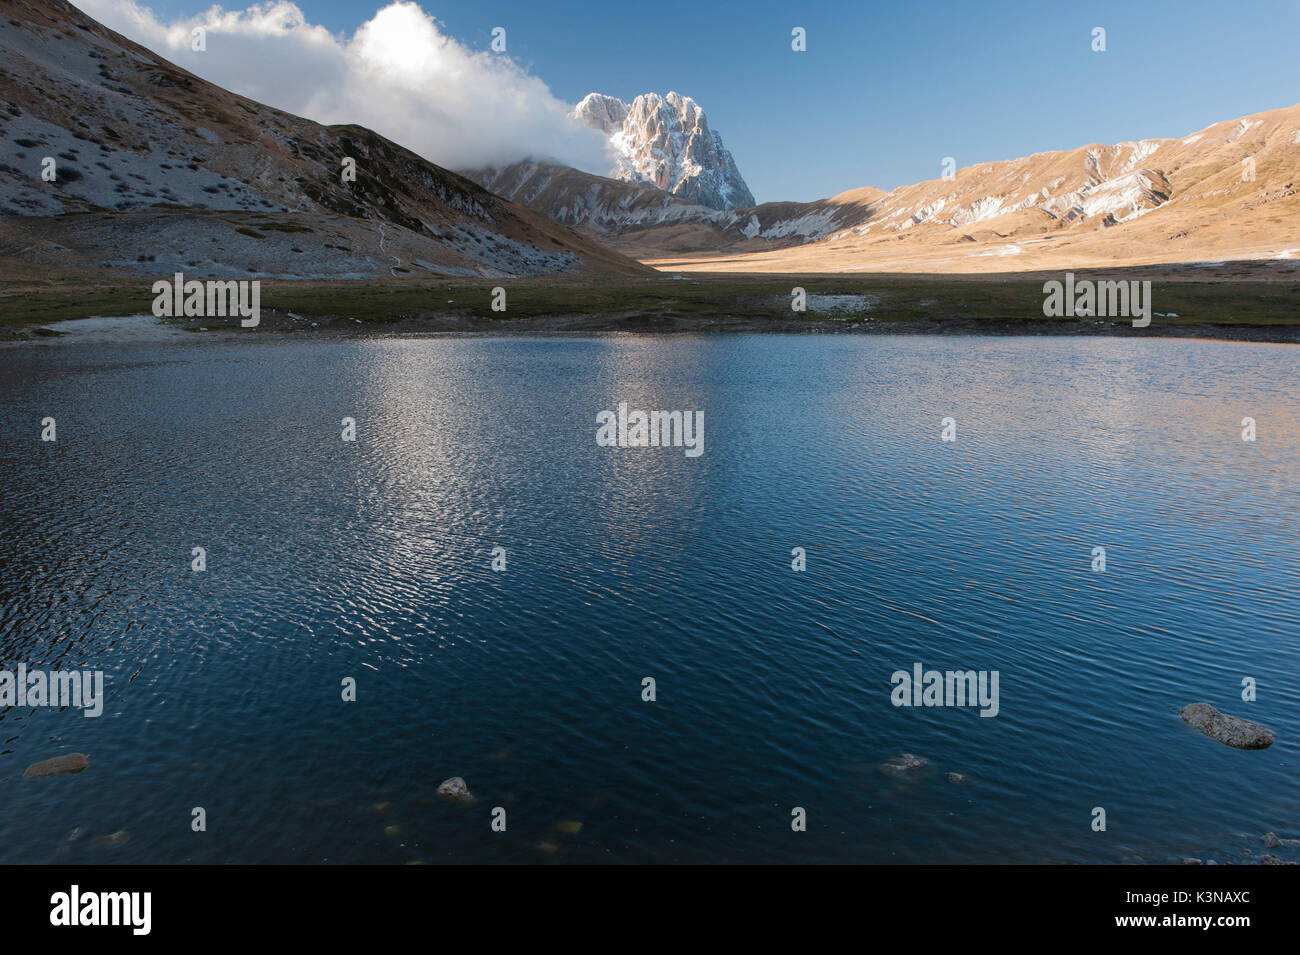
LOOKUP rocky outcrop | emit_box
[572,93,627,134]
[1180,703,1274,749]
[573,91,755,211]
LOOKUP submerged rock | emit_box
[1261,831,1300,848]
[1180,703,1274,749]
[945,772,967,784]
[879,754,928,777]
[555,820,584,834]
[436,776,476,804]
[91,830,132,848]
[22,753,89,778]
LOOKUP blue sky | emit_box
[111,1,1300,202]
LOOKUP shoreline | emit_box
[4,271,1298,345]
[6,311,1300,346]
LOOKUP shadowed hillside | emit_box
[0,0,651,280]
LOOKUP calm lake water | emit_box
[0,333,1296,864]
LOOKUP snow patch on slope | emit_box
[1227,119,1262,143]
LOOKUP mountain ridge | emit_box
[0,0,650,280]
[471,103,1300,273]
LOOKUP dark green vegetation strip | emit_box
[1,275,1296,331]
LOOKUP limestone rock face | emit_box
[573,91,755,211]
[573,93,627,134]
[1180,703,1274,749]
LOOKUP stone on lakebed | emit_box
[22,754,89,778]
[879,753,928,777]
[1262,831,1300,848]
[1180,703,1274,749]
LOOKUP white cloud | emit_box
[75,0,608,172]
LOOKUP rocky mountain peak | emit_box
[573,90,755,211]
[573,92,628,134]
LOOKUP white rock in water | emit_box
[436,776,475,804]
